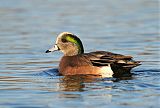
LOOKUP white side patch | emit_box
[100,64,113,78]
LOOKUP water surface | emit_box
[0,0,159,108]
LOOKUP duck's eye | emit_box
[61,38,68,43]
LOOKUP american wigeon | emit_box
[46,32,140,77]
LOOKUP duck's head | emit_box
[46,32,84,56]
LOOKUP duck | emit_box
[46,32,140,78]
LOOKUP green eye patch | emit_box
[65,35,84,54]
[66,36,78,45]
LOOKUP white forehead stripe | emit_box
[56,32,74,44]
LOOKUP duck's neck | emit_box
[77,43,84,54]
[64,45,84,56]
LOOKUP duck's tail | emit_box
[111,60,141,77]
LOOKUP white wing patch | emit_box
[100,64,113,78]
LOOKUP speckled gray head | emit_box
[46,32,84,56]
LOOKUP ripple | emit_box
[0,0,159,108]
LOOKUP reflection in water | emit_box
[59,93,82,99]
[59,75,112,91]
[58,75,114,105]
[60,76,85,91]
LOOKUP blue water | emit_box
[0,0,159,108]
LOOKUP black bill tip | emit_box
[45,50,51,53]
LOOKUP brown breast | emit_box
[58,56,113,77]
[59,56,96,74]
